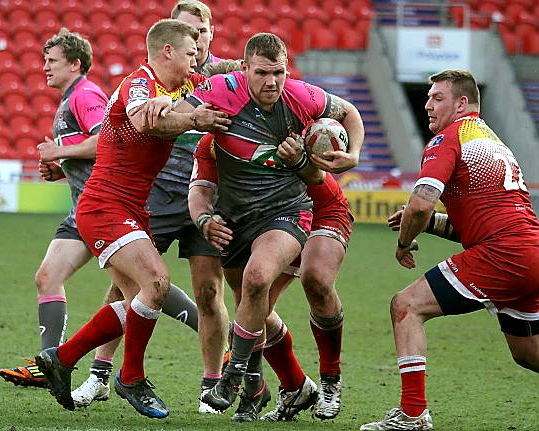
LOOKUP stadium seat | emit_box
[14,135,39,160]
[25,71,50,95]
[114,11,143,37]
[110,0,136,14]
[0,50,17,72]
[60,10,89,36]
[19,51,44,74]
[12,30,40,53]
[8,7,32,32]
[32,94,58,117]
[35,9,58,34]
[307,27,336,50]
[87,11,115,35]
[5,93,32,118]
[36,115,54,138]
[250,16,273,33]
[498,25,519,55]
[1,71,24,96]
[515,22,537,53]
[140,12,165,33]
[124,33,147,60]
[96,32,124,57]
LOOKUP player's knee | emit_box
[194,281,220,314]
[390,291,415,322]
[150,272,170,304]
[243,269,269,301]
[34,267,57,294]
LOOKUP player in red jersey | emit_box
[361,70,539,431]
[34,19,230,419]
[190,132,354,421]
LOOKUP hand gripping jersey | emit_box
[186,71,332,223]
[82,62,205,211]
[416,112,539,249]
[52,76,108,228]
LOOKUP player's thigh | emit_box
[247,230,302,284]
[300,235,345,286]
[108,238,169,288]
[504,332,539,369]
[37,238,93,285]
[224,267,243,306]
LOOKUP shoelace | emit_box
[320,381,337,402]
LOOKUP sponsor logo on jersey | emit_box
[426,134,444,148]
[128,85,150,101]
[123,218,139,229]
[131,78,148,85]
[94,240,105,249]
[197,79,212,91]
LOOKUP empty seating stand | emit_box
[303,74,397,172]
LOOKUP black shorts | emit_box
[220,209,310,268]
[54,221,84,241]
[153,223,219,258]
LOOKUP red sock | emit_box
[398,355,427,417]
[310,320,342,377]
[120,300,159,384]
[57,304,124,368]
[264,327,305,391]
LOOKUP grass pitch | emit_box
[0,213,537,430]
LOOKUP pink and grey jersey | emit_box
[417,112,539,249]
[52,75,107,228]
[185,71,331,223]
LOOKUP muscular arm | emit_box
[38,134,98,162]
[311,94,365,173]
[129,99,230,139]
[396,184,441,269]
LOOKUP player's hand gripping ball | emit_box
[303,118,348,160]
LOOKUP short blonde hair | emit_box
[146,19,199,60]
[170,0,212,23]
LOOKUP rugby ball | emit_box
[304,118,348,159]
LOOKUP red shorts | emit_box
[438,238,539,317]
[76,195,152,268]
[288,199,353,271]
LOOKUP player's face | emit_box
[43,45,78,92]
[425,80,463,134]
[243,54,288,112]
[171,37,198,87]
[176,11,213,68]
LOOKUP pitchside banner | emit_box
[396,28,471,82]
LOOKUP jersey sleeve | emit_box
[68,90,107,135]
[283,79,330,125]
[190,133,218,189]
[415,130,460,192]
[187,72,247,115]
[122,74,155,114]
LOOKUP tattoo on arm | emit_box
[328,95,347,123]
[412,184,441,204]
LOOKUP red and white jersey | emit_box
[416,112,539,249]
[82,62,205,210]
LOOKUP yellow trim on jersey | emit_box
[458,117,501,146]
[155,80,195,101]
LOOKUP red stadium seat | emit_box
[87,11,115,36]
[14,135,39,160]
[140,12,164,33]
[5,93,32,117]
[36,115,55,139]
[115,12,143,37]
[307,27,336,50]
[498,25,519,55]
[0,50,17,72]
[60,10,90,36]
[111,0,137,15]
[1,71,24,96]
[124,33,147,60]
[19,51,44,73]
[8,7,32,32]
[32,94,58,117]
[96,32,124,57]
[12,30,40,53]
[25,71,50,95]
[35,9,58,34]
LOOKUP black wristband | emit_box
[289,151,309,171]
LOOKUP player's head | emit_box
[242,33,289,112]
[42,28,92,92]
[147,19,199,87]
[425,69,480,134]
[171,0,213,68]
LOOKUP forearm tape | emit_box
[424,211,460,242]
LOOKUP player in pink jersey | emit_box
[191,132,354,421]
[35,19,230,419]
[0,28,107,389]
[361,70,539,431]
